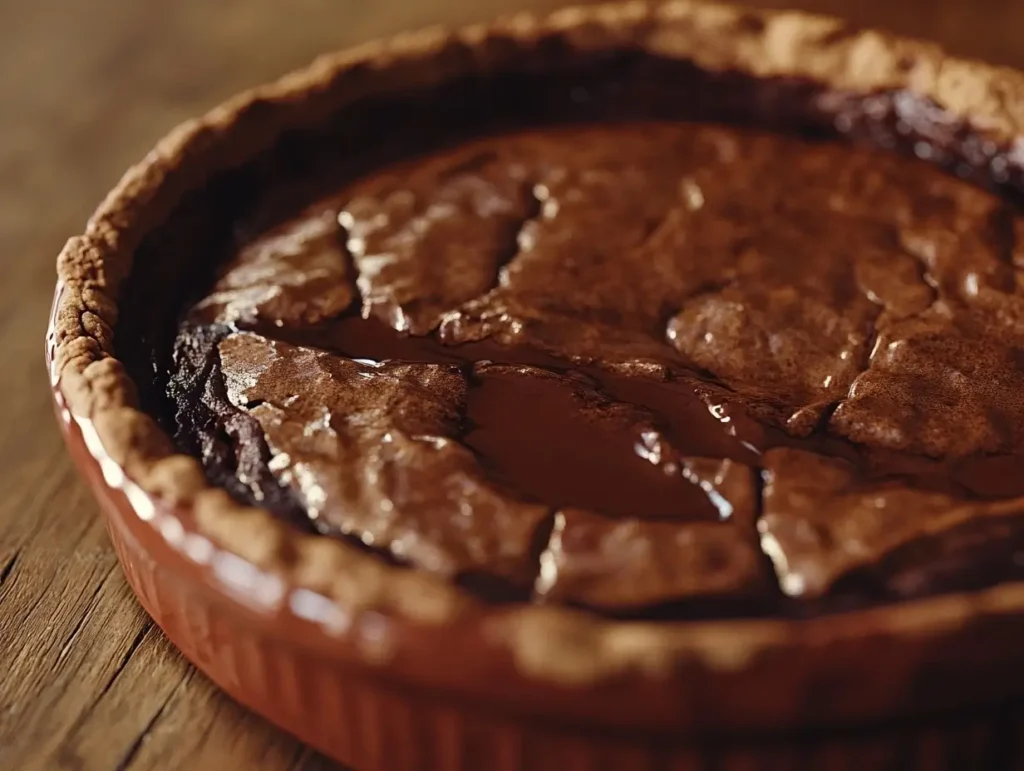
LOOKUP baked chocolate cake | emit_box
[50,3,1024,768]
[150,63,1024,621]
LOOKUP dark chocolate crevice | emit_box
[492,180,545,289]
[822,89,1024,203]
[461,507,558,605]
[830,516,1024,604]
[993,203,1021,273]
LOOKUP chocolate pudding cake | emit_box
[159,72,1024,621]
[50,3,1024,768]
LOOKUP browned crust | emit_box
[50,0,1024,685]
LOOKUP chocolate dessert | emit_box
[50,4,1024,768]
[155,78,1024,620]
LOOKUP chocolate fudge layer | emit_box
[162,110,1024,619]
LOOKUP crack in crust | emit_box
[341,157,546,336]
[51,0,1024,685]
[190,206,357,329]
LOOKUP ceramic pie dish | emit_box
[47,2,1024,769]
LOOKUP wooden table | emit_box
[2,1,1023,769]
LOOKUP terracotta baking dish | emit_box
[47,2,1024,769]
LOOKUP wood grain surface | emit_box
[1,1,1023,769]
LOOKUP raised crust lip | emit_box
[48,0,1024,690]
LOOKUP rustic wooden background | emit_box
[2,1,1023,769]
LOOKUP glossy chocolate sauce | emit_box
[131,58,1024,619]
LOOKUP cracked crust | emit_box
[51,0,1024,686]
